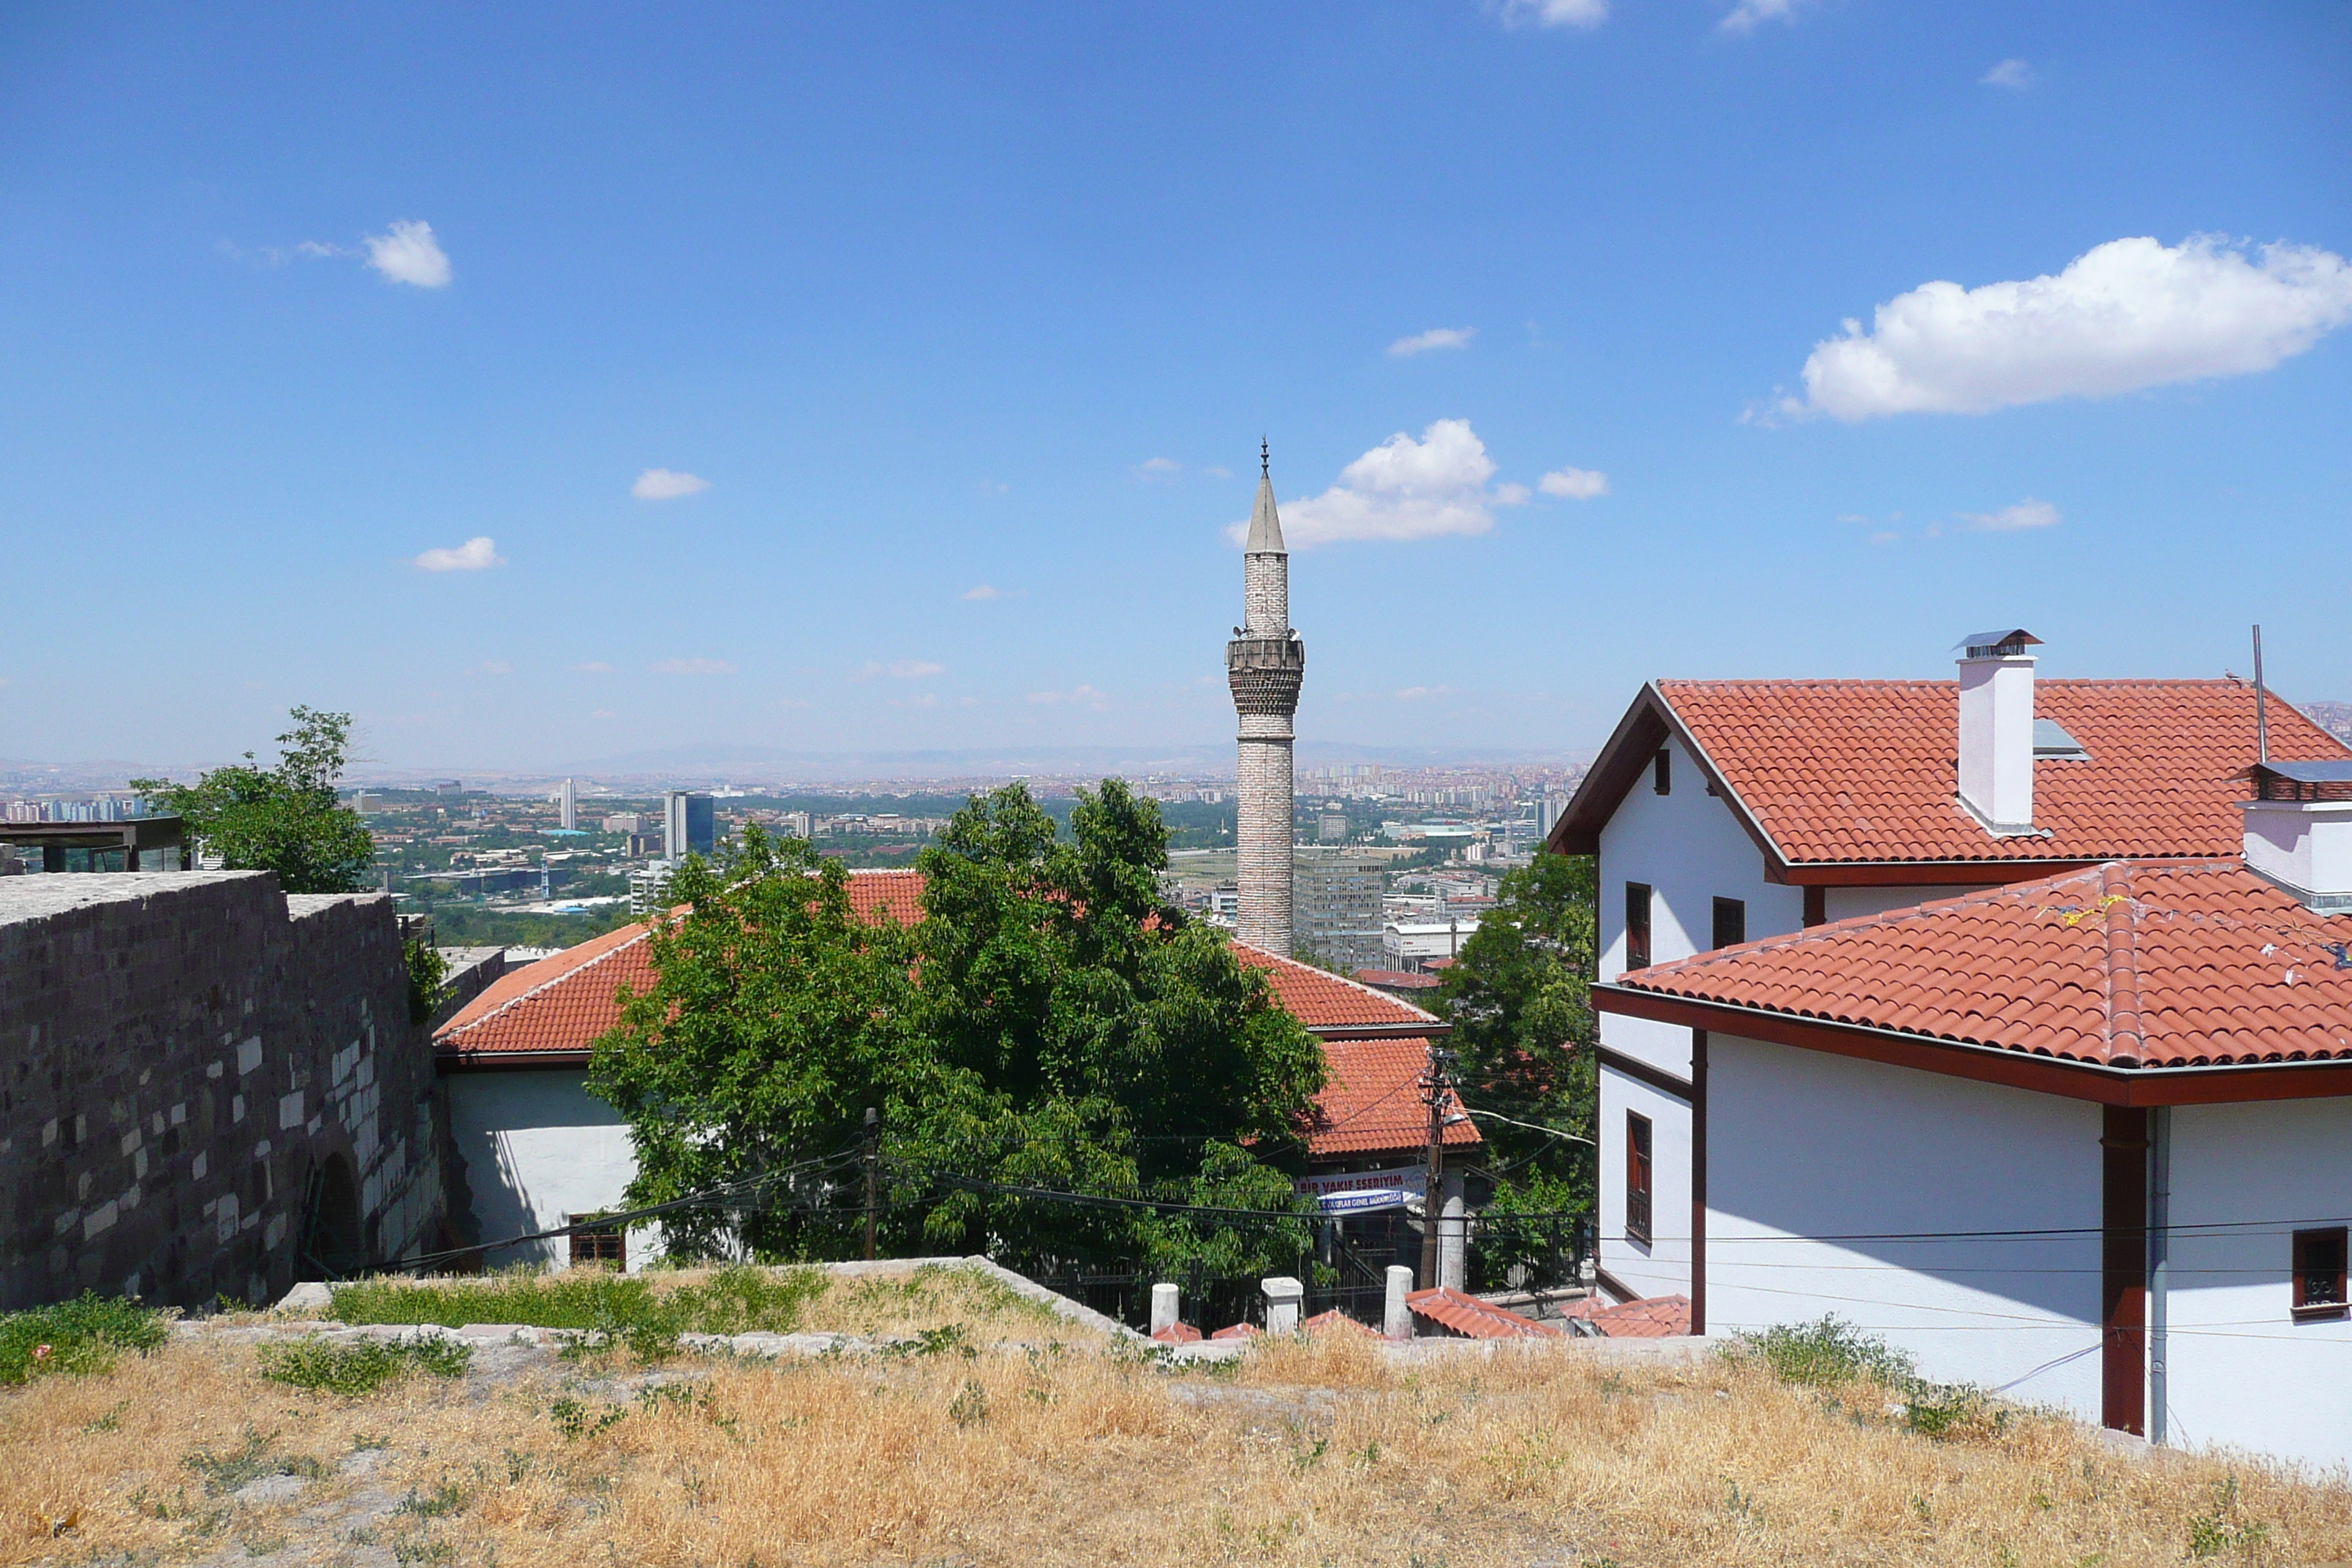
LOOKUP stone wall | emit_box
[0,872,448,1311]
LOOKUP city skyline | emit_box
[3,5,2347,770]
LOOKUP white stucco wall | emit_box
[1597,735,1802,1079]
[1821,884,1982,923]
[1598,1061,1694,1302]
[2165,1099,2352,1470]
[1706,1036,2106,1418]
[446,1069,652,1272]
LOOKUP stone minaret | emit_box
[1227,442,1305,954]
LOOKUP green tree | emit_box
[587,783,1328,1275]
[1435,852,1598,1211]
[132,707,376,893]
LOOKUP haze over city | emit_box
[4,3,2348,780]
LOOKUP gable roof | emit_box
[1552,679,2349,879]
[433,869,1471,1158]
[1597,859,2352,1098]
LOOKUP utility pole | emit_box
[1419,1043,1454,1292]
[862,1107,881,1262]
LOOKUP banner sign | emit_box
[1294,1165,1426,1215]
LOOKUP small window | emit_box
[1624,883,1653,971]
[569,1215,625,1270]
[1625,1112,1654,1245]
[1653,750,1672,795]
[2293,1228,2348,1319]
[1712,897,1746,950]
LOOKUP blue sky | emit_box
[4,2,2348,774]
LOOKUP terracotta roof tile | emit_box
[434,920,657,1058]
[1303,1035,1479,1157]
[1587,1294,1692,1338]
[1235,943,1440,1028]
[1150,1322,1202,1343]
[1210,1322,1261,1340]
[1610,860,2352,1068]
[1406,1286,1561,1340]
[1304,1309,1382,1338]
[1658,680,2347,865]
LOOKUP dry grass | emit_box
[6,1313,2351,1566]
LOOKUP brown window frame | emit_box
[1625,1110,1654,1245]
[1624,883,1653,971]
[568,1215,625,1270]
[1653,749,1672,795]
[1711,897,1746,950]
[2293,1227,2348,1319]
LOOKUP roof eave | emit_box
[1545,683,1788,875]
[1594,982,2352,1106]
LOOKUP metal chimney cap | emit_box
[1956,628,2044,658]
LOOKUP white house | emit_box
[1548,631,2352,1463]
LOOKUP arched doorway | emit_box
[303,1153,367,1278]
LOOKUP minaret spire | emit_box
[1227,442,1305,954]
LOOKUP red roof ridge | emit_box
[2100,862,2146,1065]
[437,920,655,1047]
[1235,940,1441,1026]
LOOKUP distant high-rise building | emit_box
[781,810,814,840]
[1226,442,1304,954]
[663,791,715,859]
[1294,849,1385,972]
[558,778,577,831]
[1317,813,1349,843]
[602,813,644,835]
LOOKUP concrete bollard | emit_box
[1149,1281,1180,1337]
[1261,1275,1304,1335]
[1384,1264,1415,1341]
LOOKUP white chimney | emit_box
[1956,629,2043,837]
[2242,764,2352,913]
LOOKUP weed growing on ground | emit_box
[328,1264,828,1338]
[181,1431,329,1496]
[2187,1474,2273,1560]
[395,1481,465,1518]
[257,1335,472,1395]
[1733,1316,1917,1387]
[0,1294,167,1384]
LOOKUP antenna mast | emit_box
[2253,625,2269,766]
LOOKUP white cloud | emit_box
[1782,236,2352,421]
[1237,419,1518,548]
[363,220,452,288]
[650,657,736,675]
[1980,58,2033,89]
[1495,482,1531,505]
[571,661,617,674]
[852,659,946,681]
[632,468,709,500]
[1134,457,1182,482]
[1395,685,1454,702]
[1203,465,1233,479]
[412,536,502,572]
[1959,497,2062,532]
[1387,326,1475,358]
[1538,466,1609,500]
[1719,0,1798,34]
[589,708,617,720]
[478,660,514,676]
[1869,530,1901,545]
[961,584,1000,600]
[1494,0,1607,29]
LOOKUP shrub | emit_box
[0,1293,168,1384]
[183,1431,331,1495]
[1733,1316,1916,1388]
[257,1335,472,1395]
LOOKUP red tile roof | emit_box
[1304,1309,1382,1338]
[1235,943,1440,1030]
[1406,1286,1561,1340]
[1659,679,2346,867]
[1354,968,1442,991]
[1210,1322,1261,1340]
[435,919,657,1059]
[844,868,925,926]
[1586,1294,1691,1338]
[1303,1036,1480,1156]
[1150,1322,1203,1344]
[1609,860,2352,1069]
